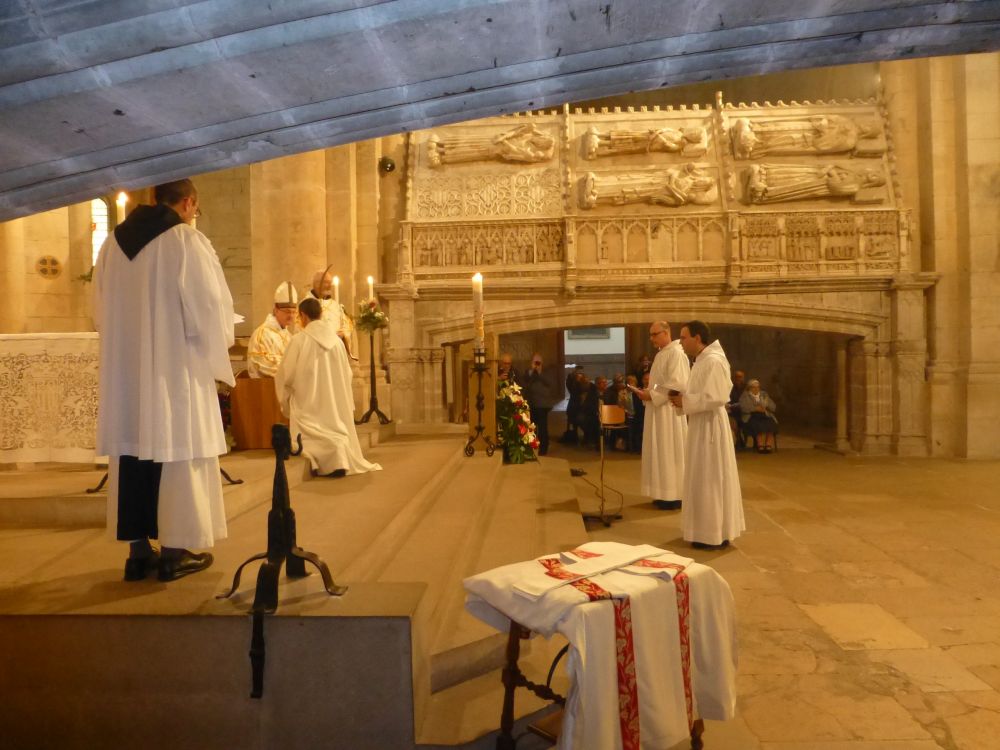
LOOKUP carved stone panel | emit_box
[742,163,887,205]
[580,164,719,209]
[730,114,886,159]
[415,169,562,219]
[427,123,555,167]
[582,124,708,159]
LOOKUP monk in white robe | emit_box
[93,179,233,581]
[275,298,381,477]
[670,321,745,549]
[632,321,689,510]
[247,281,297,378]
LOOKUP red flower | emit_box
[530,439,540,449]
[518,424,527,435]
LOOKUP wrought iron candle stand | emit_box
[356,329,391,425]
[217,423,348,698]
[465,348,496,457]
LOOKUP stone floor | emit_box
[2,428,999,749]
[544,428,1000,750]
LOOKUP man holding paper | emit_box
[629,321,689,510]
[669,321,745,549]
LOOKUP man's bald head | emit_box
[648,321,672,348]
[312,266,334,298]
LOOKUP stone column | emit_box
[847,338,867,452]
[0,218,26,333]
[890,283,930,456]
[835,339,850,452]
[957,54,1000,458]
[250,152,327,329]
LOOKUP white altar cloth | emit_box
[464,541,738,750]
[0,333,100,463]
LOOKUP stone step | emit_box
[0,451,310,529]
[427,457,587,697]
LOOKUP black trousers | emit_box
[529,406,551,456]
[116,455,163,541]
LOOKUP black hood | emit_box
[113,204,183,260]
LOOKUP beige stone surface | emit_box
[799,603,930,651]
[867,648,994,693]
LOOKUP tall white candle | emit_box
[333,275,340,305]
[115,192,128,225]
[367,275,375,302]
[472,272,484,350]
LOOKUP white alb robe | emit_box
[247,313,292,378]
[93,221,234,548]
[464,541,738,750]
[641,339,689,501]
[680,341,745,545]
[275,319,381,476]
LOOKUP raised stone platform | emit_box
[0,430,586,749]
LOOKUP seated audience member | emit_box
[633,354,653,383]
[247,281,298,378]
[577,374,600,449]
[275,298,381,477]
[562,365,585,444]
[727,369,747,448]
[623,374,640,451]
[739,378,779,453]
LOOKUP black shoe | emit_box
[157,551,214,582]
[123,551,160,582]
[653,499,682,510]
[692,540,730,551]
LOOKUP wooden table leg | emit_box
[691,718,705,749]
[496,622,523,750]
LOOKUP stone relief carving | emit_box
[580,164,718,209]
[412,222,564,267]
[582,124,707,159]
[415,169,561,219]
[730,114,884,159]
[0,347,99,461]
[427,123,555,167]
[862,212,898,258]
[744,163,886,204]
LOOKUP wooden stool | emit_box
[230,372,287,450]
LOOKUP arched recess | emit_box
[421,297,893,454]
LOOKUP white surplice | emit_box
[247,313,292,378]
[641,339,689,501]
[680,340,746,545]
[93,219,234,548]
[464,541,738,750]
[275,319,381,476]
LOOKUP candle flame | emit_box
[116,191,128,207]
[472,272,482,282]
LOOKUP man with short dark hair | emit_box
[669,321,745,549]
[93,178,234,581]
[275,297,381,477]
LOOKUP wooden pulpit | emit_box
[230,372,287,450]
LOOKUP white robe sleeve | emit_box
[91,236,112,333]
[176,228,236,386]
[683,355,730,415]
[649,344,690,409]
[274,333,301,418]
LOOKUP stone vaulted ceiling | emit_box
[1,0,998,221]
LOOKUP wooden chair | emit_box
[583,404,627,527]
[229,371,287,450]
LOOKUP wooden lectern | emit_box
[230,372,288,450]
